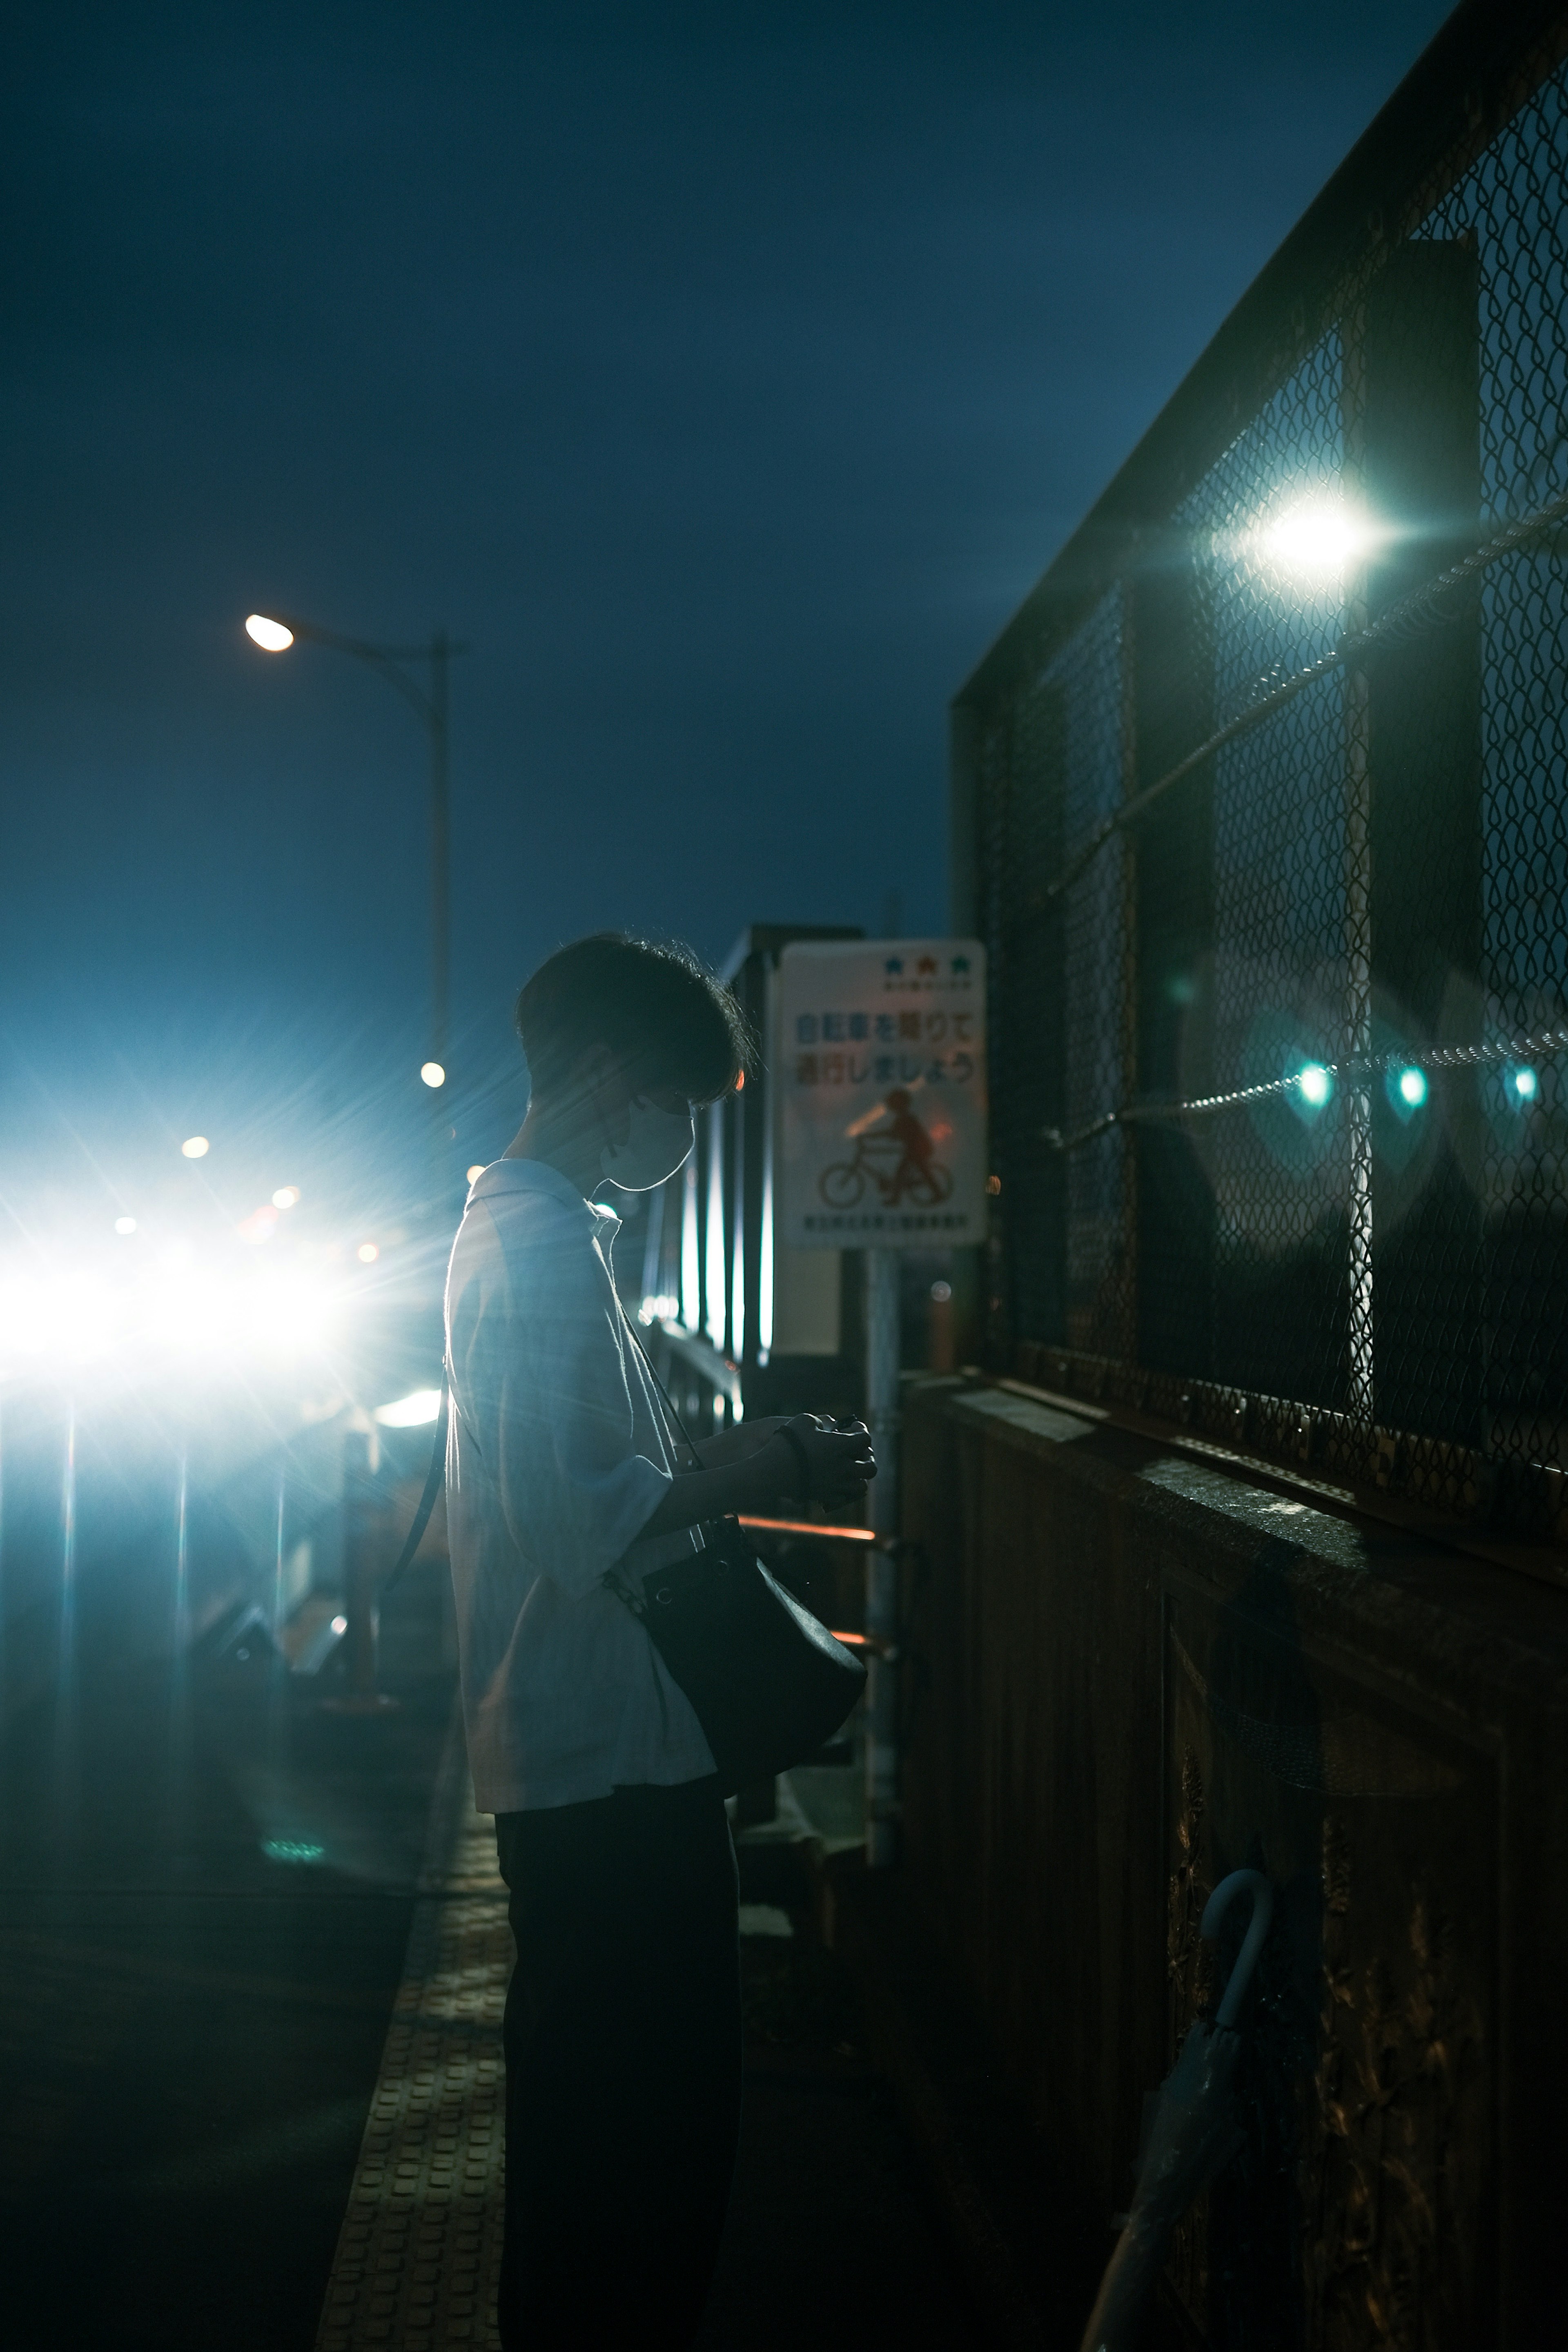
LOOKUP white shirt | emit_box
[443,1156,715,1813]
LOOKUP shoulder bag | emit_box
[618,1327,867,1795]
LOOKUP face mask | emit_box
[600,1096,695,1191]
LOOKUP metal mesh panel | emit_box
[969,18,1568,1547]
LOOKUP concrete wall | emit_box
[899,1371,1568,2349]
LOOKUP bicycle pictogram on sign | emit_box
[818,1091,954,1209]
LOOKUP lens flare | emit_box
[180,1136,210,1159]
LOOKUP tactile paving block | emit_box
[316,1728,510,2351]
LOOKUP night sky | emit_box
[2,0,1453,1230]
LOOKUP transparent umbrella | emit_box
[1078,1869,1274,2352]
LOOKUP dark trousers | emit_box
[493,1777,742,2350]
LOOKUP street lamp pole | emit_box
[245,611,465,1078]
[429,627,451,1073]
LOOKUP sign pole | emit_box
[772,936,987,1873]
[864,1246,900,1868]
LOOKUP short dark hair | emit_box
[514,934,751,1105]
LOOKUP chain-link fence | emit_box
[961,2,1568,1544]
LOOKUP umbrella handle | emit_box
[1201,1868,1273,2029]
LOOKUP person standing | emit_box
[444,933,874,2349]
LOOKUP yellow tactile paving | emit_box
[316,1716,509,2352]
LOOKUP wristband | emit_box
[777,1422,813,1502]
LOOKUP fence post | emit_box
[325,1422,398,1715]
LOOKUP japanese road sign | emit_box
[777,939,988,1249]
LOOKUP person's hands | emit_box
[773,1414,876,1506]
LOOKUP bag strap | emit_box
[622,1310,813,1502]
[381,1365,451,1597]
[620,1310,707,1473]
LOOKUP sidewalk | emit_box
[313,1743,984,2351]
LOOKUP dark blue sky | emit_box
[2,0,1452,1214]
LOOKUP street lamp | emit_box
[245,610,465,1078]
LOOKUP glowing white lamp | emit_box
[374,1388,443,1427]
[181,1136,210,1159]
[245,614,295,653]
[1298,1064,1332,1107]
[1263,497,1378,583]
[420,1061,446,1089]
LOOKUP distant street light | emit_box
[244,609,466,1080]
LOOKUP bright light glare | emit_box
[357,1242,379,1263]
[331,1614,348,1635]
[466,1165,485,1184]
[272,1186,301,1209]
[1397,1066,1428,1108]
[114,1216,137,1236]
[374,1388,443,1427]
[1264,498,1377,582]
[0,1259,336,1376]
[1512,1066,1539,1101]
[181,1136,210,1159]
[237,1205,279,1245]
[1298,1063,1332,1107]
[245,613,295,652]
[420,1061,446,1089]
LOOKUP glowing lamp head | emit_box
[245,613,295,653]
[1397,1066,1428,1109]
[1298,1063,1332,1108]
[180,1135,210,1159]
[1263,497,1379,584]
[420,1061,446,1089]
[374,1387,443,1427]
